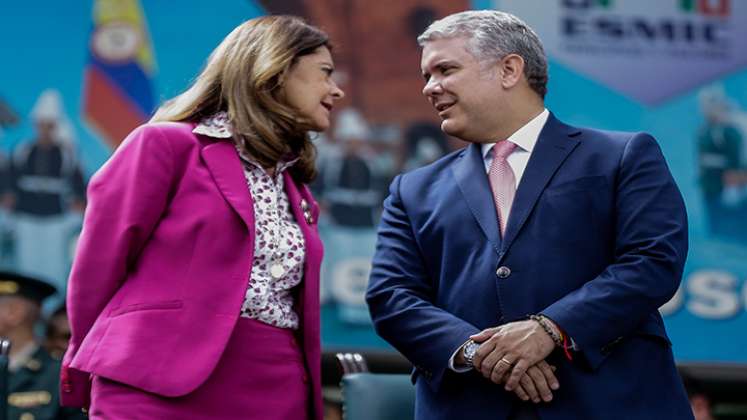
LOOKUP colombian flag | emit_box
[83,0,156,149]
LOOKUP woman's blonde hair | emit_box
[151,15,330,183]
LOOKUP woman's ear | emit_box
[268,72,286,98]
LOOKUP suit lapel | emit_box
[501,113,581,251]
[200,140,255,229]
[452,143,502,254]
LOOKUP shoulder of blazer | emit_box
[399,146,465,185]
[141,121,201,143]
[125,121,212,155]
[568,124,649,149]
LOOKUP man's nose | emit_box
[422,77,442,97]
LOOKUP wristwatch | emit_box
[463,340,480,367]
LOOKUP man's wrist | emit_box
[531,314,576,361]
[530,314,563,347]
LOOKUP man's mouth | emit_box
[435,102,455,114]
[321,102,333,112]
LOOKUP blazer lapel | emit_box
[200,140,255,229]
[452,143,502,255]
[501,113,581,251]
[283,173,322,301]
[283,173,322,377]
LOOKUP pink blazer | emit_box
[60,122,324,419]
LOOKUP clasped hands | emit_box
[470,319,558,403]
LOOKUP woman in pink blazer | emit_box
[59,15,344,419]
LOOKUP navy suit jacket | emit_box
[367,114,693,420]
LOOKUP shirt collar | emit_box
[193,111,233,138]
[238,152,300,175]
[194,111,299,173]
[481,108,549,160]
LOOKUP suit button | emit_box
[302,374,309,383]
[496,266,511,278]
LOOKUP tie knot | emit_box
[493,141,516,160]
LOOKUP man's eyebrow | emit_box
[435,59,459,67]
[424,59,459,72]
[422,59,459,77]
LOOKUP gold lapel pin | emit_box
[300,199,313,224]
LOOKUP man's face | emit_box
[0,296,27,336]
[421,37,504,143]
[34,119,57,142]
[46,313,71,359]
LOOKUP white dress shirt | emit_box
[480,108,549,179]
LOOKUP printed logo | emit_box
[680,0,730,17]
[493,0,746,105]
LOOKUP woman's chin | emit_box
[309,117,330,132]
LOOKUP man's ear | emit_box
[499,54,525,89]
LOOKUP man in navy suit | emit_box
[367,10,693,420]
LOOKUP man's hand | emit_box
[471,320,556,393]
[513,361,558,403]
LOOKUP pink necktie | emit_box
[489,141,517,236]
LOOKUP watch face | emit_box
[465,341,480,359]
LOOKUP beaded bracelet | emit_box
[530,314,574,361]
[530,314,562,346]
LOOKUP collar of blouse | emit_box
[193,111,299,175]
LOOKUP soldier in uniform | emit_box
[0,270,86,420]
[696,86,746,240]
[7,90,86,301]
